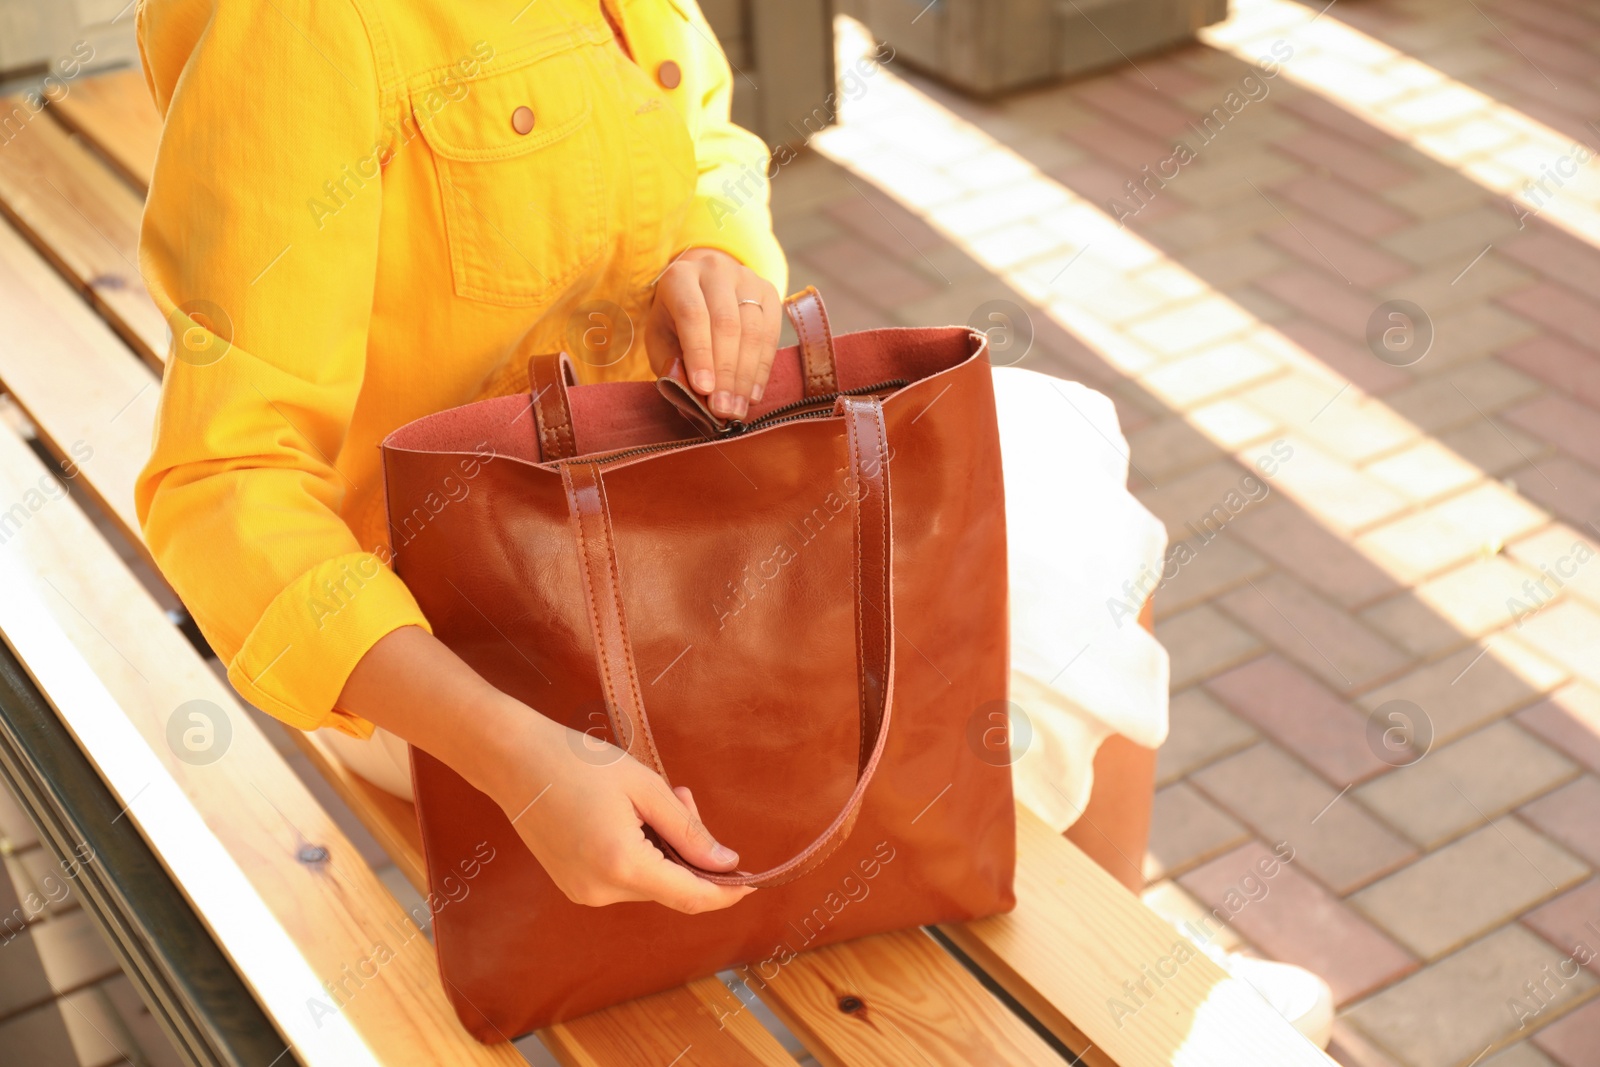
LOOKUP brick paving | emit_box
[777,2,1600,1064]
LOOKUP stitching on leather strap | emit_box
[530,355,576,461]
[552,369,575,457]
[788,290,837,397]
[811,299,838,394]
[585,500,632,753]
[554,376,575,456]
[592,467,666,776]
[848,399,891,772]
[871,402,891,749]
[845,406,869,770]
[815,299,837,387]
[531,359,555,459]
[795,306,821,395]
[563,465,625,754]
[560,461,668,778]
[532,358,559,460]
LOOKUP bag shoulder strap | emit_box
[559,396,894,888]
[528,351,579,462]
[785,286,839,397]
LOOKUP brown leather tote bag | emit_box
[380,288,1015,1039]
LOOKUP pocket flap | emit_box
[413,48,593,162]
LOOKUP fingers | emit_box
[627,852,755,914]
[733,279,780,406]
[673,784,701,821]
[759,284,782,402]
[558,828,752,914]
[506,717,757,917]
[634,776,740,873]
[643,296,684,379]
[595,778,753,915]
[648,249,780,420]
[700,265,746,420]
[658,260,716,396]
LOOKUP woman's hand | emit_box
[646,247,782,421]
[339,626,752,914]
[485,712,754,914]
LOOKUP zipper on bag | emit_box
[568,378,909,466]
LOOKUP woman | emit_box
[138,0,790,911]
[134,0,1328,1043]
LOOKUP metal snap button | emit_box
[656,60,682,90]
[511,106,536,135]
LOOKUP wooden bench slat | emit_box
[48,70,159,193]
[752,927,1062,1066]
[292,732,430,885]
[0,421,523,1067]
[0,217,152,551]
[943,808,1335,1066]
[0,98,165,370]
[542,978,799,1067]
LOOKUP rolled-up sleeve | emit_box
[135,0,427,736]
[670,1,789,293]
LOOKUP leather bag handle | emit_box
[785,286,839,397]
[528,351,579,462]
[558,396,894,888]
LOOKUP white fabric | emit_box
[326,368,1170,828]
[993,367,1169,832]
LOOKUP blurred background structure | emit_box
[4,0,1600,1065]
[0,0,136,78]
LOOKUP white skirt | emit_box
[322,368,1171,832]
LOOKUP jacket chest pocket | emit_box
[415,47,608,307]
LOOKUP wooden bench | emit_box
[0,68,1334,1067]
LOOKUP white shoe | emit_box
[1173,922,1335,1049]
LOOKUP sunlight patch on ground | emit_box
[816,20,1269,380]
[1205,0,1600,246]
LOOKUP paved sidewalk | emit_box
[778,3,1600,1065]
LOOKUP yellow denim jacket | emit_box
[133,0,786,735]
